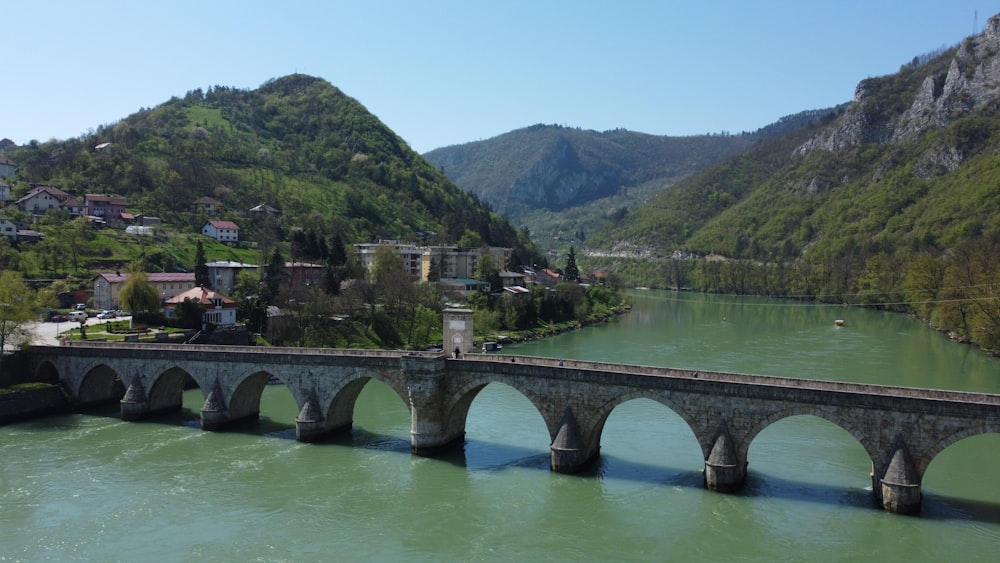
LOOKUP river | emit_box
[2,290,999,561]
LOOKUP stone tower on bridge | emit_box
[442,308,473,358]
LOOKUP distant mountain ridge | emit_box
[424,112,833,252]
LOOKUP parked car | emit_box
[97,310,116,319]
[74,303,87,310]
[50,314,70,322]
[68,311,88,323]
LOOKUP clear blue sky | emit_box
[4,1,995,154]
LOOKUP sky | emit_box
[4,1,996,154]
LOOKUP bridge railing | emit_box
[36,341,415,359]
[34,342,1000,406]
[463,354,1000,406]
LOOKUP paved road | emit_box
[29,315,131,346]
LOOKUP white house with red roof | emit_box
[15,185,71,215]
[201,220,239,242]
[163,286,238,326]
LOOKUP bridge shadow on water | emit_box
[66,404,1000,524]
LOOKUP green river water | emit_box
[2,290,1000,561]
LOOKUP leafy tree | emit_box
[118,264,163,321]
[194,240,210,288]
[475,250,501,291]
[174,298,206,330]
[0,271,36,368]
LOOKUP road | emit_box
[29,314,132,346]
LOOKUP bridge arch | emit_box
[921,432,1000,508]
[77,363,126,407]
[742,406,877,470]
[32,359,60,385]
[920,421,1000,477]
[444,376,551,443]
[144,366,195,415]
[584,390,702,459]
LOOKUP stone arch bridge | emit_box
[23,342,1000,515]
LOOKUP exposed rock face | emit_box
[796,13,1000,157]
[506,136,622,211]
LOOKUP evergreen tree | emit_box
[265,247,285,302]
[194,240,210,288]
[329,233,347,267]
[564,247,580,282]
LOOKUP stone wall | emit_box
[0,386,68,424]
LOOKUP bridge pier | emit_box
[295,389,354,442]
[550,407,599,473]
[199,379,251,430]
[120,377,149,421]
[703,423,747,492]
[404,354,465,455]
[873,441,922,514]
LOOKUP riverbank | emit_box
[481,304,631,347]
[0,384,68,424]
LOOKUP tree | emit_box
[0,271,36,370]
[563,246,580,282]
[264,247,285,302]
[475,250,501,291]
[194,240,210,288]
[118,264,163,322]
[174,298,206,330]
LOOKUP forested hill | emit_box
[588,14,1000,352]
[5,74,534,257]
[422,124,760,251]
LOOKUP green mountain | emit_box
[423,124,761,253]
[587,16,1000,351]
[4,74,535,262]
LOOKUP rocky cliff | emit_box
[796,13,1000,167]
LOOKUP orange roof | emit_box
[164,286,236,308]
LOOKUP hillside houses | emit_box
[13,186,124,221]
[202,220,239,242]
[85,194,127,220]
[15,185,73,215]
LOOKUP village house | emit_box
[0,157,16,177]
[93,272,197,310]
[206,261,260,294]
[201,220,239,242]
[85,194,128,220]
[193,196,222,214]
[499,270,527,288]
[284,262,325,289]
[0,182,10,203]
[15,185,71,215]
[163,286,238,326]
[0,218,17,240]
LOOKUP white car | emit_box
[97,310,116,319]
